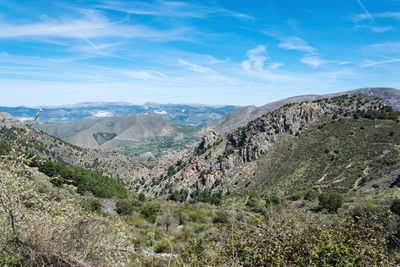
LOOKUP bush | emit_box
[390,199,400,216]
[213,211,229,224]
[304,189,319,201]
[140,201,161,223]
[116,199,135,215]
[30,159,128,199]
[138,193,146,202]
[246,194,267,214]
[318,192,343,212]
[82,198,102,212]
[154,238,171,253]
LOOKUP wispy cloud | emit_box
[178,59,215,74]
[361,58,400,67]
[300,56,324,68]
[124,70,167,80]
[97,0,254,20]
[355,25,393,33]
[0,10,191,42]
[241,45,269,72]
[278,37,315,53]
[354,11,400,21]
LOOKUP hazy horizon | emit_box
[2,87,398,108]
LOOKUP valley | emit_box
[1,88,400,266]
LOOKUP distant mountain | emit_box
[0,102,238,127]
[211,87,400,133]
[34,114,201,157]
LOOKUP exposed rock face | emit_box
[197,129,218,151]
[211,87,399,134]
[143,95,386,198]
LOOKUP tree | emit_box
[159,210,176,232]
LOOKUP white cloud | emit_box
[124,70,167,80]
[97,0,254,20]
[0,10,191,41]
[278,37,315,53]
[354,11,400,21]
[269,62,283,70]
[361,58,400,67]
[300,55,323,68]
[178,59,215,73]
[355,25,393,33]
[241,45,268,72]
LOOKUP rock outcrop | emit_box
[143,95,386,198]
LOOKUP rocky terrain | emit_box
[1,89,400,266]
[211,87,400,133]
[143,94,398,199]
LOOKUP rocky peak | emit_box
[197,129,218,151]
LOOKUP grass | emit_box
[244,118,400,200]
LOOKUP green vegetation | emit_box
[30,158,128,199]
[244,118,400,203]
[81,197,102,212]
[353,106,400,121]
[116,199,137,215]
[390,199,400,216]
[182,210,398,266]
[318,192,344,212]
[2,95,400,266]
[304,189,319,201]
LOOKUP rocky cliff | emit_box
[143,94,387,198]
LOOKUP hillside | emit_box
[2,94,400,266]
[144,94,400,204]
[211,87,400,133]
[34,114,201,156]
[0,113,150,186]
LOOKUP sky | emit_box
[0,0,399,107]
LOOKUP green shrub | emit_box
[138,193,146,202]
[154,238,171,253]
[213,211,229,224]
[318,192,343,212]
[116,199,135,215]
[390,199,400,216]
[0,141,11,155]
[82,198,102,212]
[140,201,161,223]
[304,189,319,201]
[246,194,267,214]
[30,159,128,199]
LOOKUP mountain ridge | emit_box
[210,87,400,133]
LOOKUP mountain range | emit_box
[0,102,238,127]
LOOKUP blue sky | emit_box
[0,0,399,106]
